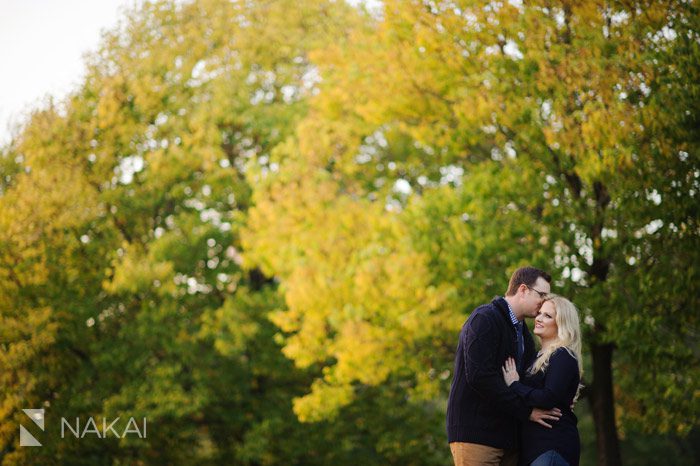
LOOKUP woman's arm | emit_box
[506,349,578,409]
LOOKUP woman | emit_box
[502,295,583,466]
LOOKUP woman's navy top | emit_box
[510,347,581,466]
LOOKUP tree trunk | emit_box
[588,342,623,466]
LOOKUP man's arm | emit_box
[462,313,534,422]
[529,408,562,428]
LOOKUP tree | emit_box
[244,1,699,464]
[1,0,384,464]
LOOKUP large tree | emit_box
[0,1,400,464]
[2,1,697,464]
[244,1,699,465]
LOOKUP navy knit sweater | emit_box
[446,297,536,449]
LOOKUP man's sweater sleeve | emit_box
[510,349,578,408]
[463,313,532,421]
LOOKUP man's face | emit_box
[522,277,551,318]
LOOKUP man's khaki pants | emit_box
[449,442,518,466]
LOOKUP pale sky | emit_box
[0,0,383,146]
[0,0,137,145]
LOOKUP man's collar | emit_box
[503,298,521,325]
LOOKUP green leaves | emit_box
[0,1,697,464]
[244,0,699,448]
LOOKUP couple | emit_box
[446,266,582,466]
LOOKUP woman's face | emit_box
[533,300,558,341]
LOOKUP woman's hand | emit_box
[502,357,520,386]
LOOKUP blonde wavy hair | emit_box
[528,295,583,378]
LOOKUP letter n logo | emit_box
[20,409,44,447]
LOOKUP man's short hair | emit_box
[505,266,552,296]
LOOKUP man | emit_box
[446,266,561,466]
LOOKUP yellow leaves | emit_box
[96,74,128,131]
[410,366,444,402]
[105,243,175,296]
[243,154,345,277]
[0,306,57,371]
[245,138,458,420]
[308,3,471,153]
[278,317,332,369]
[0,152,99,295]
[198,292,261,357]
[0,306,57,456]
[290,320,397,421]
[25,167,97,228]
[292,379,353,422]
[332,320,393,385]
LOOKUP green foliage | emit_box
[0,0,697,465]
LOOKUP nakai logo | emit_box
[19,408,147,447]
[20,409,44,447]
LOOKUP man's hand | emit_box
[501,357,520,386]
[529,407,562,428]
